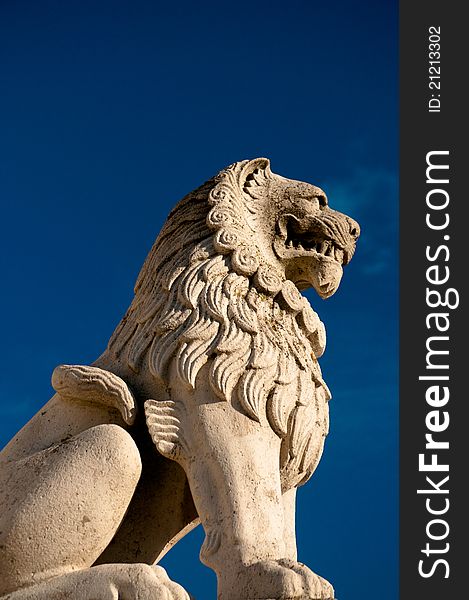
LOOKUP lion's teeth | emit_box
[297,243,304,251]
[288,240,293,248]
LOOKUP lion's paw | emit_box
[89,563,192,600]
[277,559,334,599]
[150,565,193,600]
[0,564,192,600]
[120,564,191,600]
[221,559,334,600]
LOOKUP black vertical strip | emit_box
[400,3,467,598]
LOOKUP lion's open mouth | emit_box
[283,232,346,264]
[274,216,353,266]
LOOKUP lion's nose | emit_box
[346,216,360,240]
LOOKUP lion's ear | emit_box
[240,157,271,198]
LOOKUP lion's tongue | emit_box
[311,259,343,299]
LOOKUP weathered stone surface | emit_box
[0,158,359,599]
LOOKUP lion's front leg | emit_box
[145,376,334,600]
[186,400,334,600]
[188,402,287,572]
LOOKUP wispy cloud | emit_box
[323,168,398,276]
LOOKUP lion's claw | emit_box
[219,559,334,600]
[277,559,334,599]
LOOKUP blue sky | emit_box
[0,1,398,598]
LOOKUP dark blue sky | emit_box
[0,1,398,598]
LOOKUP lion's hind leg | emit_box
[0,424,141,596]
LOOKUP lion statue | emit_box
[0,158,359,600]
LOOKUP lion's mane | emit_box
[108,160,330,489]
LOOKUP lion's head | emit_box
[207,157,359,300]
[106,158,359,489]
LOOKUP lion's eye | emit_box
[303,196,321,209]
[309,197,320,209]
[301,195,327,208]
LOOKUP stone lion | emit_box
[0,158,359,600]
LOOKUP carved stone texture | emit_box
[0,158,360,600]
